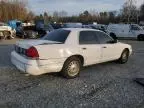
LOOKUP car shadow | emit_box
[135,78,144,87]
[0,44,14,67]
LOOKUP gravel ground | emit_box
[0,39,144,108]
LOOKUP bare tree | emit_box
[140,4,144,21]
[58,11,68,17]
[44,12,49,24]
[26,11,35,21]
[0,0,30,22]
[121,0,138,23]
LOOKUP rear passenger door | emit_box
[79,31,102,65]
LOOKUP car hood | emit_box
[16,39,62,49]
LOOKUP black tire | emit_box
[7,32,15,40]
[3,31,10,40]
[118,49,129,64]
[61,56,82,79]
[25,31,38,39]
[31,31,38,39]
[0,32,4,40]
[137,35,144,41]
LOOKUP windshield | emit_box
[42,29,71,43]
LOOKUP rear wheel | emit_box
[118,49,129,64]
[61,57,82,79]
[3,31,10,40]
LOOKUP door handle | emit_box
[82,48,87,50]
[102,46,107,48]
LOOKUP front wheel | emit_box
[61,57,81,79]
[8,32,16,39]
[3,31,10,40]
[118,49,129,64]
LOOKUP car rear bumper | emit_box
[11,51,64,75]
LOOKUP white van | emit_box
[141,26,144,30]
[107,24,144,40]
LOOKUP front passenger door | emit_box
[96,31,121,62]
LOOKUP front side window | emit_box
[95,31,113,44]
[42,29,70,43]
[79,31,99,44]
[131,25,142,31]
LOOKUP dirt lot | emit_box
[0,39,144,108]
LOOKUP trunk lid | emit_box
[16,39,61,49]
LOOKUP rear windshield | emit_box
[42,29,71,43]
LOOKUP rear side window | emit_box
[79,31,99,44]
[42,29,70,43]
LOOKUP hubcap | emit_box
[67,61,79,76]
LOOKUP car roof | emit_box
[62,28,102,32]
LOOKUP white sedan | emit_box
[11,28,132,78]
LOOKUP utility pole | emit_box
[137,9,140,24]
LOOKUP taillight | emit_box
[26,47,39,58]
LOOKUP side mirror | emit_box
[114,39,118,43]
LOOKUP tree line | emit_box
[38,0,144,24]
[0,0,34,22]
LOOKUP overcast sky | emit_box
[28,0,144,15]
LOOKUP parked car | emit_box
[0,22,16,39]
[82,25,92,29]
[35,24,54,37]
[15,22,25,38]
[8,20,34,39]
[11,28,132,78]
[141,26,144,30]
[16,23,54,39]
[51,23,63,29]
[89,24,107,32]
[8,20,22,37]
[8,20,22,30]
[35,20,46,37]
[63,23,82,28]
[107,24,144,41]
